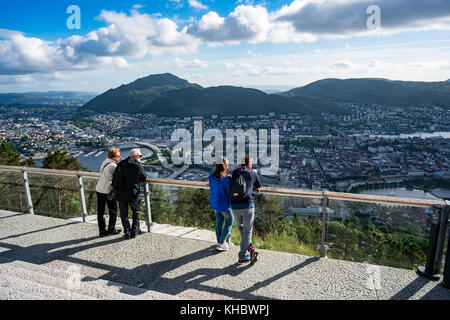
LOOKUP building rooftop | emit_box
[0,209,449,300]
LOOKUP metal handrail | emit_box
[0,165,445,208]
[0,164,448,279]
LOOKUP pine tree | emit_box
[43,150,84,171]
[0,140,21,166]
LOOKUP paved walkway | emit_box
[68,215,217,242]
[0,210,449,300]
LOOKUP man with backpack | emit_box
[230,156,261,264]
[113,148,148,239]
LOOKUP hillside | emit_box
[281,78,450,108]
[81,73,349,116]
[0,91,97,106]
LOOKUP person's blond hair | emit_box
[107,148,120,159]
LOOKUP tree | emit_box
[43,150,84,171]
[150,185,174,224]
[0,140,30,212]
[33,150,87,218]
[254,194,282,237]
[21,157,36,168]
[0,140,21,166]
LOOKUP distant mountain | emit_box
[0,91,97,106]
[281,78,450,108]
[81,73,349,116]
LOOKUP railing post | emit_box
[435,202,450,275]
[320,190,328,258]
[77,175,88,223]
[418,203,448,280]
[443,217,450,289]
[21,169,34,215]
[144,182,153,233]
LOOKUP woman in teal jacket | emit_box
[208,156,234,251]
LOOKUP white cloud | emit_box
[187,5,271,43]
[0,75,34,85]
[3,1,450,81]
[188,0,208,11]
[0,9,200,75]
[173,57,209,68]
[224,62,235,69]
[273,0,450,39]
[44,72,72,81]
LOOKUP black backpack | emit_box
[111,163,125,191]
[230,171,247,201]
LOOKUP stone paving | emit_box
[0,210,449,300]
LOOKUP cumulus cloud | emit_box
[232,61,304,76]
[173,57,209,68]
[188,0,209,11]
[185,0,450,45]
[61,8,199,58]
[2,1,450,77]
[0,8,200,75]
[0,74,34,85]
[186,5,271,43]
[274,0,450,38]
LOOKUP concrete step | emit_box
[180,229,217,242]
[0,273,94,300]
[0,257,179,300]
[70,215,217,243]
[0,286,45,300]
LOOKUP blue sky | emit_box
[1,0,450,93]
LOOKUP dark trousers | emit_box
[119,199,142,235]
[96,192,118,233]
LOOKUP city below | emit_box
[1,101,450,204]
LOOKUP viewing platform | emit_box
[1,209,449,300]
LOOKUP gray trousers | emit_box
[233,207,255,260]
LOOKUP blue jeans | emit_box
[233,207,255,260]
[215,209,234,244]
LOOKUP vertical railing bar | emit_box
[418,204,444,279]
[77,175,88,223]
[144,182,153,233]
[21,169,34,215]
[435,202,450,274]
[320,190,328,258]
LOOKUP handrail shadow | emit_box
[0,221,79,241]
[0,230,320,300]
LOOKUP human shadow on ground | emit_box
[0,225,322,300]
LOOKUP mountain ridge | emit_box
[281,78,450,108]
[81,73,348,116]
[81,74,450,116]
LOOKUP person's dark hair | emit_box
[213,156,228,178]
[242,155,253,167]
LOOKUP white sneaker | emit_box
[216,243,229,251]
[226,233,232,246]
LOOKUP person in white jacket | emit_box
[96,147,122,237]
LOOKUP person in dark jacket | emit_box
[208,156,234,251]
[115,148,147,239]
[231,155,261,264]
